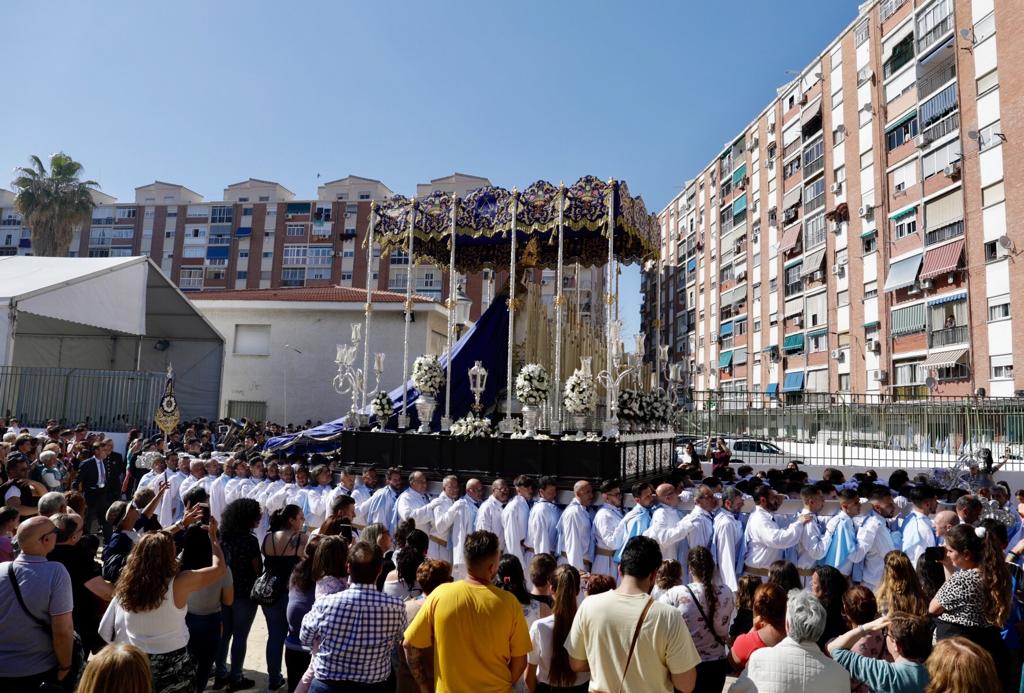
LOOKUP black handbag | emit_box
[7,563,85,689]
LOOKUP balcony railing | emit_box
[925,219,964,246]
[880,0,908,21]
[804,193,825,213]
[783,140,801,159]
[922,111,959,144]
[1,218,22,226]
[929,324,969,348]
[918,13,953,55]
[918,62,956,101]
[803,155,824,179]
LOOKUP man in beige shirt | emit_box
[567,535,699,693]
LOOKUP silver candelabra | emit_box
[596,350,640,439]
[333,322,384,429]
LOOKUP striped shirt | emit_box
[300,582,407,683]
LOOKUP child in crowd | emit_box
[0,506,19,561]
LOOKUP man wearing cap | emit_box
[77,441,113,539]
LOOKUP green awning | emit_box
[718,351,734,369]
[863,320,880,328]
[885,110,917,132]
[807,327,828,338]
[891,302,927,336]
[783,333,805,352]
[888,204,918,220]
[732,194,748,216]
[762,344,778,353]
[784,257,803,269]
[732,164,747,186]
[860,229,878,239]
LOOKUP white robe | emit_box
[744,506,804,573]
[559,499,594,571]
[528,499,561,558]
[351,485,373,527]
[592,504,625,580]
[305,485,334,530]
[644,504,695,566]
[475,496,506,552]
[502,495,532,568]
[397,488,439,556]
[365,486,400,534]
[156,471,186,528]
[712,511,745,592]
[178,474,204,505]
[209,474,232,522]
[434,496,479,579]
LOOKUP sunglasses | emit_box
[40,528,59,539]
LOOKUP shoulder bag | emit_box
[250,533,287,606]
[683,583,726,647]
[593,595,654,693]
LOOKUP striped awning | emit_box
[733,194,748,216]
[891,302,926,336]
[783,333,805,352]
[928,291,967,307]
[884,253,923,292]
[800,100,822,126]
[888,204,918,221]
[800,249,827,278]
[782,371,805,392]
[733,164,747,186]
[779,225,802,253]
[783,186,802,210]
[921,348,968,369]
[719,351,734,369]
[920,239,965,280]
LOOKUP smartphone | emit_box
[924,546,946,562]
[200,503,211,525]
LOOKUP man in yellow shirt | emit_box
[404,530,532,693]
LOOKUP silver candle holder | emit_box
[333,322,384,429]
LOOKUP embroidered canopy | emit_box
[373,175,659,272]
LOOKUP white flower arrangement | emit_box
[647,391,673,427]
[617,389,643,421]
[514,363,550,406]
[412,355,444,395]
[563,369,596,415]
[371,390,393,422]
[449,414,493,439]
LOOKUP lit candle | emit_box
[335,344,346,364]
[658,345,669,362]
[580,357,592,377]
[650,373,658,389]
[374,352,385,372]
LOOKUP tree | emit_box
[12,153,99,257]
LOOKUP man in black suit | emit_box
[78,441,112,540]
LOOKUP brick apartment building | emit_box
[643,0,1022,400]
[0,173,604,324]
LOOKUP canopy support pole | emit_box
[360,203,376,413]
[655,254,662,389]
[442,197,457,431]
[604,180,616,433]
[398,200,417,430]
[500,190,519,434]
[550,184,566,435]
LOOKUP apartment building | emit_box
[643,0,1021,400]
[1,172,605,324]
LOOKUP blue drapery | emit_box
[265,293,510,453]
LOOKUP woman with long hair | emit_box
[179,525,233,693]
[651,559,683,600]
[496,553,540,626]
[659,546,734,692]
[294,536,351,693]
[812,565,849,651]
[926,636,1001,693]
[767,560,802,595]
[729,583,787,671]
[525,564,588,693]
[838,585,883,693]
[98,526,225,693]
[285,535,321,693]
[214,497,262,691]
[876,550,928,616]
[383,529,427,599]
[77,643,152,693]
[262,504,307,691]
[930,523,1014,691]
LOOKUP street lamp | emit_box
[454,284,472,339]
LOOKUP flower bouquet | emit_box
[515,363,550,437]
[370,390,392,430]
[450,414,492,439]
[563,369,596,440]
[412,355,444,395]
[617,389,643,424]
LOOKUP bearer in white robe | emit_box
[428,476,461,562]
[475,478,508,553]
[503,475,536,569]
[528,477,562,559]
[712,487,747,592]
[364,468,403,534]
[644,483,697,567]
[591,480,626,581]
[397,471,442,554]
[560,480,595,572]
[436,479,485,578]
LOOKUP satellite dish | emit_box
[925,376,937,390]
[967,130,980,141]
[998,235,1014,250]
[960,28,973,40]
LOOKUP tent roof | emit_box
[0,256,222,342]
[193,286,437,305]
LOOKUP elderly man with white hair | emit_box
[560,480,594,572]
[37,492,68,518]
[729,590,849,693]
[434,478,484,578]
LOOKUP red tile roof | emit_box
[192,286,437,304]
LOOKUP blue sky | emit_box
[1,1,857,344]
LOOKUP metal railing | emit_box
[880,0,908,22]
[922,111,959,145]
[925,219,964,246]
[918,13,953,55]
[0,366,164,432]
[804,192,825,213]
[929,324,969,348]
[676,389,1024,470]
[918,62,956,101]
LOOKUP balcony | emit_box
[918,13,953,55]
[880,0,908,22]
[803,155,824,179]
[925,219,963,246]
[1,218,22,227]
[921,111,959,145]
[208,235,231,246]
[804,192,825,214]
[784,281,804,297]
[929,324,968,348]
[918,61,955,101]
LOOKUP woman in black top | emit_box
[214,498,262,692]
[262,505,306,692]
[48,513,113,654]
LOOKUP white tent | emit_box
[0,256,224,424]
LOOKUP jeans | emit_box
[215,597,258,681]
[186,612,222,693]
[284,647,311,693]
[309,679,393,693]
[262,595,289,683]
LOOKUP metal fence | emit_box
[0,366,165,432]
[675,390,1024,471]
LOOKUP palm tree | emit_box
[12,152,99,257]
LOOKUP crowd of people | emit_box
[1,416,1024,692]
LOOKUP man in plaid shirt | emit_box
[300,541,406,692]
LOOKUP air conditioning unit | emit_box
[921,278,933,289]
[832,263,846,277]
[869,368,888,383]
[830,348,843,360]
[813,269,824,281]
[832,221,843,234]
[908,282,921,294]
[916,134,931,148]
[831,181,843,194]
[943,163,961,178]
[867,339,881,353]
[858,205,874,219]
[736,270,747,282]
[857,67,874,84]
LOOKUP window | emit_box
[838,290,850,307]
[936,363,968,381]
[916,0,953,54]
[283,245,307,264]
[116,208,137,220]
[237,271,248,280]
[922,139,962,179]
[343,249,354,258]
[982,181,1005,207]
[341,271,353,281]
[883,34,915,79]
[281,269,305,286]
[834,165,846,184]
[988,294,1010,320]
[804,178,825,212]
[860,150,874,171]
[358,192,371,200]
[804,214,826,249]
[977,69,999,96]
[886,116,919,150]
[863,235,878,254]
[783,157,801,180]
[307,268,330,280]
[991,354,1013,379]
[182,246,204,258]
[753,318,761,332]
[179,269,203,289]
[234,324,271,356]
[833,126,845,144]
[892,160,917,193]
[984,240,1008,262]
[839,373,851,392]
[809,332,828,353]
[307,246,333,266]
[262,251,273,258]
[239,250,249,259]
[835,248,848,266]
[855,18,869,46]
[978,120,1003,151]
[390,250,409,265]
[287,224,305,237]
[895,216,917,239]
[894,360,925,385]
[210,206,233,224]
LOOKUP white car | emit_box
[717,438,801,467]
